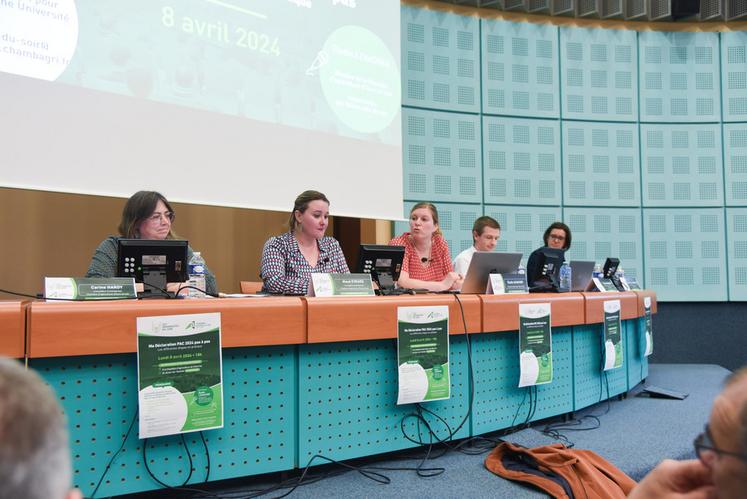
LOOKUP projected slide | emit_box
[0,0,403,220]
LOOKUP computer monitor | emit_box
[603,257,626,291]
[117,239,188,298]
[529,247,565,292]
[356,244,404,293]
[461,252,523,294]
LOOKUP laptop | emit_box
[461,252,523,294]
[570,260,596,292]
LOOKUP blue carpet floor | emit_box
[121,364,729,498]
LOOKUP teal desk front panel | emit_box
[470,328,573,435]
[297,336,470,466]
[625,318,650,388]
[572,324,629,411]
[32,346,296,498]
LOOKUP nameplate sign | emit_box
[591,277,618,292]
[308,273,375,297]
[45,277,137,300]
[623,277,640,290]
[486,273,529,294]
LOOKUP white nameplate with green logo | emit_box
[487,273,529,294]
[643,296,653,357]
[518,303,553,387]
[308,273,375,297]
[136,312,223,439]
[603,300,623,371]
[396,306,450,405]
[591,276,618,292]
[45,277,136,300]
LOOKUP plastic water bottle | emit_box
[187,252,206,298]
[559,262,571,292]
[592,263,603,279]
[517,263,526,275]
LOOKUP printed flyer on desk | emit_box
[643,296,654,357]
[603,300,623,371]
[137,312,223,439]
[518,302,553,387]
[396,306,450,405]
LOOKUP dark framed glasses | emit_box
[694,424,747,463]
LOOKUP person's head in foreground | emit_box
[119,190,176,240]
[0,357,82,499]
[543,221,571,250]
[629,367,747,499]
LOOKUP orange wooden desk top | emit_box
[305,294,481,343]
[480,293,586,332]
[0,300,27,358]
[582,291,640,324]
[27,297,306,358]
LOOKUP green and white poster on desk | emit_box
[603,300,623,371]
[396,306,450,405]
[643,296,653,357]
[518,303,553,387]
[136,312,223,439]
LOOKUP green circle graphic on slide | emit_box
[320,25,400,134]
[0,0,78,81]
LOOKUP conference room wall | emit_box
[401,3,747,302]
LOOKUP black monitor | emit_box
[529,247,565,293]
[603,257,626,291]
[355,244,404,294]
[117,239,188,298]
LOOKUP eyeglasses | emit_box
[549,234,566,241]
[145,211,175,224]
[694,424,747,463]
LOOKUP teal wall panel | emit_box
[641,124,724,207]
[403,108,482,203]
[643,208,727,301]
[560,27,638,122]
[483,205,562,263]
[625,319,649,388]
[481,20,560,118]
[721,32,747,122]
[482,116,561,205]
[562,122,640,207]
[573,324,629,411]
[724,124,747,206]
[639,32,721,122]
[564,207,644,283]
[401,6,480,112]
[727,208,747,300]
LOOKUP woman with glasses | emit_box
[85,190,217,295]
[526,221,572,290]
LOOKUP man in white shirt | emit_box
[453,216,501,276]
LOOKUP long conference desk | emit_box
[2,290,656,497]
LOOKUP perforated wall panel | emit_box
[573,325,629,410]
[560,27,638,121]
[639,31,721,122]
[483,116,561,205]
[471,328,573,434]
[483,205,563,263]
[641,124,724,207]
[33,348,296,497]
[402,6,480,112]
[722,32,747,120]
[563,207,644,283]
[403,108,482,203]
[626,318,650,387]
[643,208,727,300]
[297,337,470,464]
[481,20,560,118]
[562,122,641,206]
[724,124,747,206]
[726,208,747,300]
